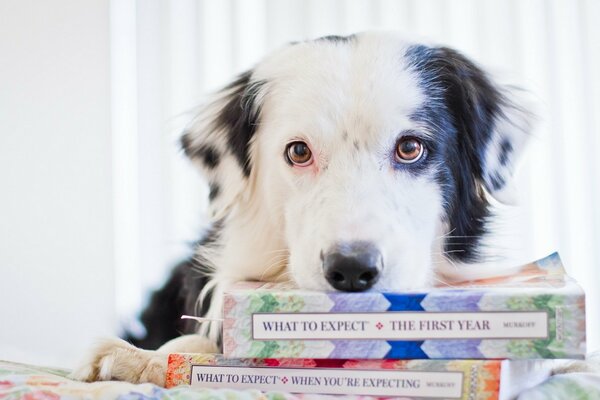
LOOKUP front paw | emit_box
[68,338,167,386]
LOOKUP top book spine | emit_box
[222,253,586,360]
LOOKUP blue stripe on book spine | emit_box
[382,293,427,311]
[385,341,428,358]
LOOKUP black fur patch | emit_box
[197,146,221,169]
[406,45,508,262]
[121,259,200,350]
[498,139,513,166]
[216,71,266,177]
[315,34,355,43]
[180,132,193,157]
[180,135,220,169]
[488,172,505,191]
[208,182,220,201]
[200,145,220,168]
[123,224,223,350]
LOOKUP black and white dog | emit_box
[71,31,535,385]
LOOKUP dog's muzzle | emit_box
[323,241,382,292]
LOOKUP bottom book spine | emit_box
[166,354,510,400]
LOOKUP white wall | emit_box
[0,0,114,367]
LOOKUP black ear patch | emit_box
[180,70,268,214]
[180,71,266,178]
[406,45,519,262]
[215,71,265,177]
[181,141,221,170]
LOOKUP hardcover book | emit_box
[222,253,585,359]
[165,353,562,400]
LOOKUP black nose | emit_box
[323,241,382,292]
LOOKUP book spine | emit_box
[222,285,585,359]
[166,354,501,400]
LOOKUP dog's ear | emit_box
[411,46,534,205]
[180,71,266,218]
[407,45,535,261]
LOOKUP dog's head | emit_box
[182,32,532,292]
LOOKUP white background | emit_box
[1,0,599,368]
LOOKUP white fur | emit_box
[253,33,443,291]
[73,31,542,385]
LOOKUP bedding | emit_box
[0,360,369,400]
[1,359,599,400]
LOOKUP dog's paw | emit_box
[68,338,167,386]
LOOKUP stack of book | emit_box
[165,253,586,399]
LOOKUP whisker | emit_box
[263,254,289,264]
[431,276,458,289]
[434,228,457,240]
[181,315,224,323]
[431,250,466,255]
[277,271,295,280]
[444,256,460,271]
[262,249,291,255]
[259,257,289,281]
[438,236,481,240]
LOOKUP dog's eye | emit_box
[286,141,313,166]
[395,137,424,163]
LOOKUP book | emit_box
[222,253,586,359]
[165,353,563,400]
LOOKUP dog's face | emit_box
[182,32,532,292]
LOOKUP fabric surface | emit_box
[0,360,282,400]
[0,360,371,400]
[516,373,600,400]
[1,359,600,400]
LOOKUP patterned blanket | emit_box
[1,359,599,400]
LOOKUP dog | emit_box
[70,31,536,385]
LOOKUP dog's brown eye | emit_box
[286,141,313,166]
[395,137,424,163]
